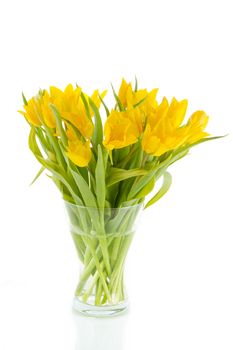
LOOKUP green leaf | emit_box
[22,92,28,105]
[43,125,67,170]
[167,135,226,162]
[106,167,148,187]
[64,119,86,142]
[29,127,82,205]
[165,148,189,168]
[109,150,113,165]
[111,84,124,111]
[128,149,188,199]
[133,96,147,108]
[130,144,143,168]
[47,174,64,193]
[49,104,68,146]
[145,172,172,208]
[116,146,138,168]
[95,145,106,208]
[28,127,43,157]
[102,147,109,171]
[98,93,110,116]
[134,76,138,92]
[35,127,51,154]
[71,169,97,208]
[127,168,157,199]
[41,158,82,205]
[120,198,140,207]
[38,88,45,97]
[30,166,45,185]
[80,92,92,120]
[189,135,227,148]
[89,97,103,147]
[116,147,130,164]
[135,176,155,199]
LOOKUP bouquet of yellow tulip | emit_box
[19,79,220,316]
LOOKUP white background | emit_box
[0,0,233,349]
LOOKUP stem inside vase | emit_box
[73,232,134,306]
[65,201,143,316]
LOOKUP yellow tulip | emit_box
[118,78,132,107]
[126,85,158,112]
[118,78,158,110]
[138,88,158,117]
[117,78,158,133]
[50,86,63,99]
[146,97,169,130]
[51,84,81,115]
[185,111,209,143]
[142,123,188,156]
[90,89,107,113]
[103,109,140,150]
[66,139,92,167]
[142,98,209,157]
[66,123,78,142]
[63,111,94,139]
[103,79,160,151]
[48,84,92,138]
[50,84,106,139]
[40,90,56,128]
[18,97,42,127]
[166,98,188,128]
[19,88,62,128]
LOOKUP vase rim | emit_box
[63,200,144,210]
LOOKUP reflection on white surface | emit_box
[73,310,128,350]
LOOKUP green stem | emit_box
[110,236,122,268]
[95,279,102,305]
[45,127,67,170]
[72,233,85,263]
[82,272,99,303]
[111,260,125,301]
[76,237,114,294]
[82,236,112,303]
[99,236,112,275]
[84,246,92,266]
[116,270,124,301]
[109,234,134,291]
[120,273,124,300]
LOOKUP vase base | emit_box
[73,297,128,318]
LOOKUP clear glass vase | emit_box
[65,202,143,317]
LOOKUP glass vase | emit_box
[65,202,143,317]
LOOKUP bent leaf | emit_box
[145,172,172,208]
[106,167,148,187]
[29,127,82,205]
[135,176,155,199]
[30,166,45,185]
[189,135,226,148]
